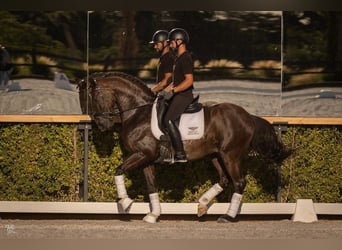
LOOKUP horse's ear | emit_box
[89,78,97,89]
[76,78,84,89]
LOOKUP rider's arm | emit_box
[151,72,172,94]
[172,73,193,93]
[165,73,193,93]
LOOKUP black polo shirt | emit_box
[157,51,174,84]
[173,51,193,89]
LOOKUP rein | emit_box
[93,102,153,118]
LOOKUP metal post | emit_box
[78,122,91,202]
[273,122,288,202]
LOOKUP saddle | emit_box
[150,95,205,141]
[183,95,202,113]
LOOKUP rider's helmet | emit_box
[167,28,189,44]
[149,30,169,44]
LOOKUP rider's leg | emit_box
[156,98,168,136]
[166,120,187,162]
[162,94,192,163]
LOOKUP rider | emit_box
[149,30,176,137]
[0,45,13,90]
[161,28,194,163]
[149,30,174,94]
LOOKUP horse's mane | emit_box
[90,71,154,97]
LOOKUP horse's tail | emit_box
[250,115,292,164]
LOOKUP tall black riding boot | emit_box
[166,120,187,163]
[157,98,168,137]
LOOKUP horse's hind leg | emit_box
[197,157,229,217]
[217,152,246,223]
[141,165,161,223]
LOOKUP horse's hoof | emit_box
[217,214,239,223]
[118,197,133,212]
[197,203,208,217]
[143,213,159,223]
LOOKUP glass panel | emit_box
[2,11,341,117]
[281,11,342,117]
[88,11,282,116]
[0,11,87,114]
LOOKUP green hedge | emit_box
[0,124,82,201]
[281,127,342,203]
[0,123,341,203]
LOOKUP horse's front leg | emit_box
[141,165,161,223]
[114,152,148,212]
[114,175,134,212]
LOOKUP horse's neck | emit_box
[115,86,153,122]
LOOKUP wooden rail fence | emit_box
[0,115,341,125]
[0,200,341,223]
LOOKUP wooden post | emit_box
[78,121,92,202]
[273,122,288,202]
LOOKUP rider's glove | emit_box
[159,90,174,101]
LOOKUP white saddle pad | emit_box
[151,99,204,140]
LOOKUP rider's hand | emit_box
[165,83,174,92]
[163,89,174,100]
[158,89,174,100]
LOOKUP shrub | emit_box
[203,59,244,78]
[0,124,340,203]
[86,127,123,201]
[0,124,82,201]
[281,126,342,202]
[138,58,158,79]
[248,60,281,79]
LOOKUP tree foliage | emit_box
[1,11,341,83]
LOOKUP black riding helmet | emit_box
[149,30,169,44]
[167,28,189,44]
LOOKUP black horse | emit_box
[78,71,291,223]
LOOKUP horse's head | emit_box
[77,75,121,132]
[84,71,155,132]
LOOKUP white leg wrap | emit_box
[143,213,159,223]
[198,183,223,205]
[118,197,133,212]
[149,192,161,216]
[226,193,242,218]
[115,175,128,199]
[142,193,161,223]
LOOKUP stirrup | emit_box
[159,150,173,163]
[162,154,187,164]
[159,134,170,142]
[160,148,187,164]
[163,156,173,163]
[174,152,187,163]
[174,157,187,163]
